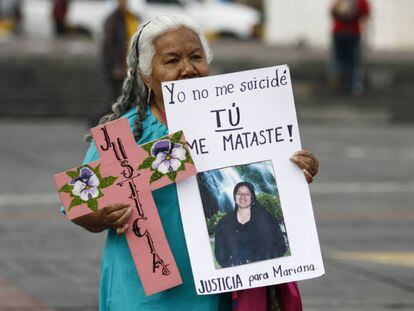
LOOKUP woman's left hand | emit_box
[290,149,319,183]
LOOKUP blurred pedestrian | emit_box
[0,0,22,36]
[102,0,139,102]
[51,0,67,36]
[330,0,370,95]
[51,0,92,38]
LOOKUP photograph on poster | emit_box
[196,160,290,269]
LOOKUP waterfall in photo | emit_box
[197,160,279,216]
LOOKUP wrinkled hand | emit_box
[101,203,132,235]
[290,149,319,183]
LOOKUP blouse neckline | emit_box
[124,105,168,134]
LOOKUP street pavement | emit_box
[1,100,413,310]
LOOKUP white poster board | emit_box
[162,65,324,294]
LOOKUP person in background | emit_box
[0,0,22,36]
[102,0,139,102]
[73,15,319,310]
[52,0,92,38]
[52,0,68,36]
[330,0,370,95]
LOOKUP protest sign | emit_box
[163,65,324,294]
[54,118,197,295]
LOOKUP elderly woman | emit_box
[215,181,288,268]
[72,15,319,311]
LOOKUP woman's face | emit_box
[235,186,252,210]
[145,26,209,108]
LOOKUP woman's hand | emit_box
[72,203,132,235]
[101,203,133,235]
[290,149,319,183]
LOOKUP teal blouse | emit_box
[82,107,230,311]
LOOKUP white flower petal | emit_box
[152,152,167,170]
[157,160,171,174]
[79,189,90,201]
[72,180,86,196]
[171,146,186,161]
[89,187,99,199]
[169,158,182,172]
[88,173,100,187]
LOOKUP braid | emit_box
[128,35,149,141]
[133,75,148,140]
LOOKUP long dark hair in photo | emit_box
[233,181,257,208]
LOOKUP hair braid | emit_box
[128,35,149,140]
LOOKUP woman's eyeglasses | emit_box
[236,192,251,198]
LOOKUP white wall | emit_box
[265,0,414,51]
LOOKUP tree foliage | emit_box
[256,192,283,222]
[206,211,226,236]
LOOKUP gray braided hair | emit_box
[86,15,212,142]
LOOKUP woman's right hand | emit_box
[72,203,133,235]
[101,203,133,235]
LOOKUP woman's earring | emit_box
[146,87,152,105]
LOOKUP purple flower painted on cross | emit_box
[137,131,192,184]
[70,167,100,201]
[151,139,186,174]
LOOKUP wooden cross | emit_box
[54,118,197,295]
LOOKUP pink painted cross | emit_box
[54,117,197,295]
